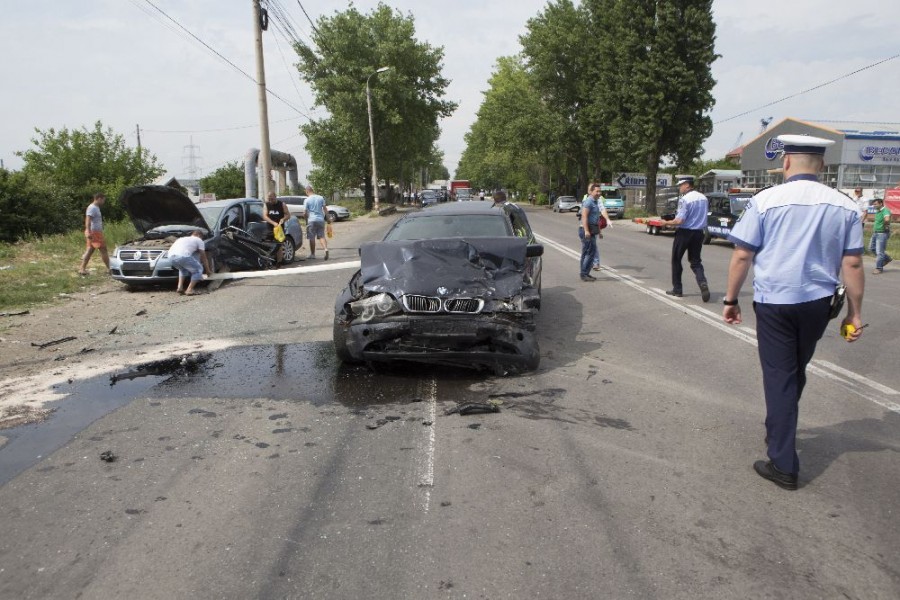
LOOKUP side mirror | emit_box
[526,244,544,258]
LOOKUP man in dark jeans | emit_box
[659,176,710,301]
[578,184,601,282]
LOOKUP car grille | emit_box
[445,298,483,313]
[118,249,165,261]
[403,295,441,313]
[402,295,484,314]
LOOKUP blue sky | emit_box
[2,1,898,181]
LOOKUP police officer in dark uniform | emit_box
[722,134,866,490]
[660,176,710,301]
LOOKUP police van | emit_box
[703,189,755,244]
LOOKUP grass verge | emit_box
[0,220,137,312]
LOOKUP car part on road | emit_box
[109,353,209,386]
[445,402,501,416]
[99,450,117,463]
[31,336,77,349]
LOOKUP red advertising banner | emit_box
[884,187,900,217]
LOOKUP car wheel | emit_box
[205,256,227,291]
[282,237,296,263]
[327,211,337,223]
[652,226,660,236]
[523,340,541,371]
[703,230,712,245]
[333,319,361,364]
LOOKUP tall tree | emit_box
[602,0,718,211]
[294,3,456,210]
[15,120,163,221]
[199,162,245,200]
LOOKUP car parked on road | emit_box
[110,186,303,288]
[333,202,544,373]
[599,185,625,219]
[552,195,580,212]
[703,191,753,244]
[277,195,351,222]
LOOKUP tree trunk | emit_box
[363,172,373,212]
[644,150,659,214]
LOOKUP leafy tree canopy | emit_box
[200,162,245,200]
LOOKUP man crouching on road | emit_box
[722,134,865,491]
[168,230,212,296]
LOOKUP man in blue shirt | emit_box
[659,176,710,301]
[722,134,865,491]
[304,184,329,260]
[578,184,601,282]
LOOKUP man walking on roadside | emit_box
[722,134,865,491]
[78,192,110,275]
[578,184,602,282]
[659,176,710,301]
[304,184,329,260]
[869,197,892,274]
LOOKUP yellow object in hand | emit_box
[840,323,856,340]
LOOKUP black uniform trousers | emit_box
[671,228,707,293]
[753,297,831,476]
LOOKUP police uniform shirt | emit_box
[728,174,863,304]
[674,190,708,230]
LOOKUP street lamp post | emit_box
[366,66,391,213]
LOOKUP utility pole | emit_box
[252,0,273,200]
[136,124,142,161]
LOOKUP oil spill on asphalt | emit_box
[0,341,483,486]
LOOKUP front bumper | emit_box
[110,252,178,283]
[337,313,539,371]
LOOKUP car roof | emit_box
[404,202,512,218]
[197,198,260,208]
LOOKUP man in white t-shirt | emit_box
[851,188,869,221]
[168,230,212,295]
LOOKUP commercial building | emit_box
[739,118,900,193]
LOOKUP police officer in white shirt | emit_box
[660,176,710,301]
[722,134,865,491]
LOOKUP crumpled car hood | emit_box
[359,237,528,299]
[119,185,209,234]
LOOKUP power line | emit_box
[137,0,312,119]
[143,116,302,134]
[715,53,900,125]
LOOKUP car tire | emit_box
[327,211,337,223]
[703,230,712,245]
[282,237,296,263]
[333,319,362,364]
[523,340,541,371]
[646,224,652,235]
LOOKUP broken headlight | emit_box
[495,296,526,312]
[348,293,402,320]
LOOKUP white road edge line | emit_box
[418,377,437,513]
[536,233,900,413]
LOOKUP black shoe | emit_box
[324,249,329,261]
[665,289,683,297]
[753,460,797,490]
[885,256,893,267]
[700,282,710,303]
[580,275,596,282]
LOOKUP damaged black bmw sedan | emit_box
[333,202,543,373]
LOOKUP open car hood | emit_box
[358,237,528,299]
[118,185,209,234]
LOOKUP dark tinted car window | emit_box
[384,214,511,240]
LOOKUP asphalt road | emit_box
[0,205,897,599]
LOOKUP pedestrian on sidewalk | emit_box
[722,134,865,491]
[868,197,892,274]
[168,230,212,296]
[78,192,110,275]
[659,176,710,301]
[304,184,329,260]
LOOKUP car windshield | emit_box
[197,205,225,229]
[559,196,577,203]
[601,189,622,200]
[384,214,510,240]
[728,196,751,214]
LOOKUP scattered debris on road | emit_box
[108,325,118,335]
[99,450,117,462]
[31,336,77,349]
[0,310,29,317]
[445,402,501,416]
[109,353,209,385]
